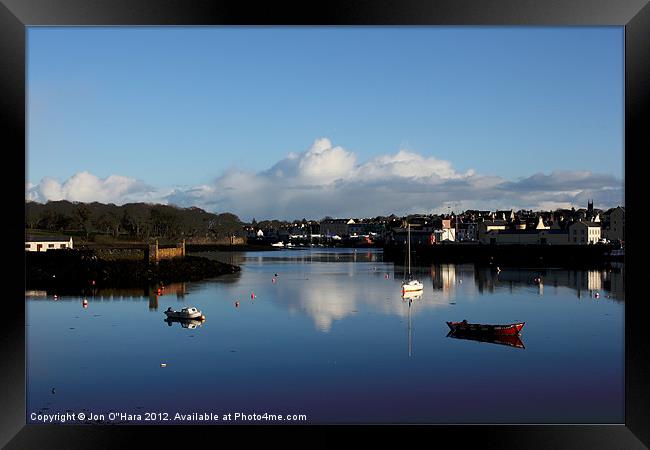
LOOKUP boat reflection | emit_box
[164,317,205,329]
[401,290,423,301]
[446,330,525,349]
[401,290,422,357]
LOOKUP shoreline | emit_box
[383,242,623,268]
[25,251,240,292]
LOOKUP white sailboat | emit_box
[401,224,424,294]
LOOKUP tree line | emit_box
[26,200,244,242]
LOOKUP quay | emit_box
[383,242,622,267]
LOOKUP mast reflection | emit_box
[402,290,422,357]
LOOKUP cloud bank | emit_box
[26,138,624,220]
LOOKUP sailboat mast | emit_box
[407,224,411,277]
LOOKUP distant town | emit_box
[25,200,624,252]
[243,200,625,250]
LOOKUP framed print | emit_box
[3,0,649,448]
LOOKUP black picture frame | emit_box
[3,0,648,448]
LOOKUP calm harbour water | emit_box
[26,248,624,424]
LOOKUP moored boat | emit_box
[402,279,424,293]
[401,289,423,300]
[164,306,204,320]
[446,320,525,336]
[401,224,423,294]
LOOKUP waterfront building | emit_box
[389,227,434,246]
[457,222,478,242]
[320,218,356,238]
[603,206,625,242]
[482,228,570,245]
[432,218,455,242]
[513,218,527,230]
[568,221,601,244]
[477,220,508,243]
[538,229,571,245]
[25,235,74,252]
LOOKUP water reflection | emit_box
[391,263,624,302]
[193,249,382,267]
[190,251,623,332]
[26,250,625,423]
[164,317,204,329]
[446,331,525,349]
[271,268,451,332]
[26,255,625,335]
[25,282,189,301]
[402,291,422,357]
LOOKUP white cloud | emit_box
[26,139,624,219]
[26,171,160,204]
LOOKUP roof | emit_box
[570,221,601,228]
[320,218,355,224]
[25,235,72,242]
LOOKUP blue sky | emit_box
[27,27,624,219]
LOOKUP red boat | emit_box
[446,320,525,336]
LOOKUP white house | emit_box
[567,221,601,244]
[25,235,74,252]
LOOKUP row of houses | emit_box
[385,203,625,246]
[228,201,627,247]
[246,218,390,242]
[475,205,624,245]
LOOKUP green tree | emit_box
[75,204,92,239]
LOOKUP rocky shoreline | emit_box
[25,250,240,291]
